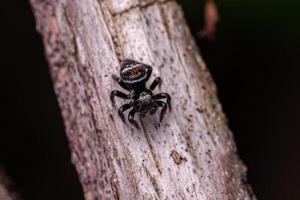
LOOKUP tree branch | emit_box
[29,0,255,199]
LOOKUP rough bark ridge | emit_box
[29,0,255,199]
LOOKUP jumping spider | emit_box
[110,59,171,129]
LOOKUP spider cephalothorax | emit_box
[111,59,171,129]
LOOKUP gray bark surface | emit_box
[29,0,255,199]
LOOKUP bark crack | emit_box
[141,122,162,175]
[142,164,161,199]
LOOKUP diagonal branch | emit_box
[29,0,255,199]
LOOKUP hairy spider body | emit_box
[111,59,171,129]
[134,90,157,116]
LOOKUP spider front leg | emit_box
[128,109,139,129]
[118,102,133,122]
[153,93,171,110]
[149,77,162,90]
[112,74,131,91]
[157,101,168,122]
[110,90,130,106]
[144,64,153,81]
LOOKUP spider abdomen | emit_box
[120,60,148,85]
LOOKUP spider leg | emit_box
[112,74,131,91]
[157,101,168,122]
[153,93,171,110]
[150,107,158,115]
[145,65,153,81]
[118,102,133,123]
[149,77,162,90]
[110,90,130,106]
[128,109,139,129]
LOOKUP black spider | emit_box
[110,59,171,129]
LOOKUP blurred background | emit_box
[1,0,300,199]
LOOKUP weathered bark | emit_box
[29,0,255,199]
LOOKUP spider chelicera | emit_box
[110,59,171,129]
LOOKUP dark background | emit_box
[1,0,300,199]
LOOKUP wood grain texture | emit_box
[29,0,255,199]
